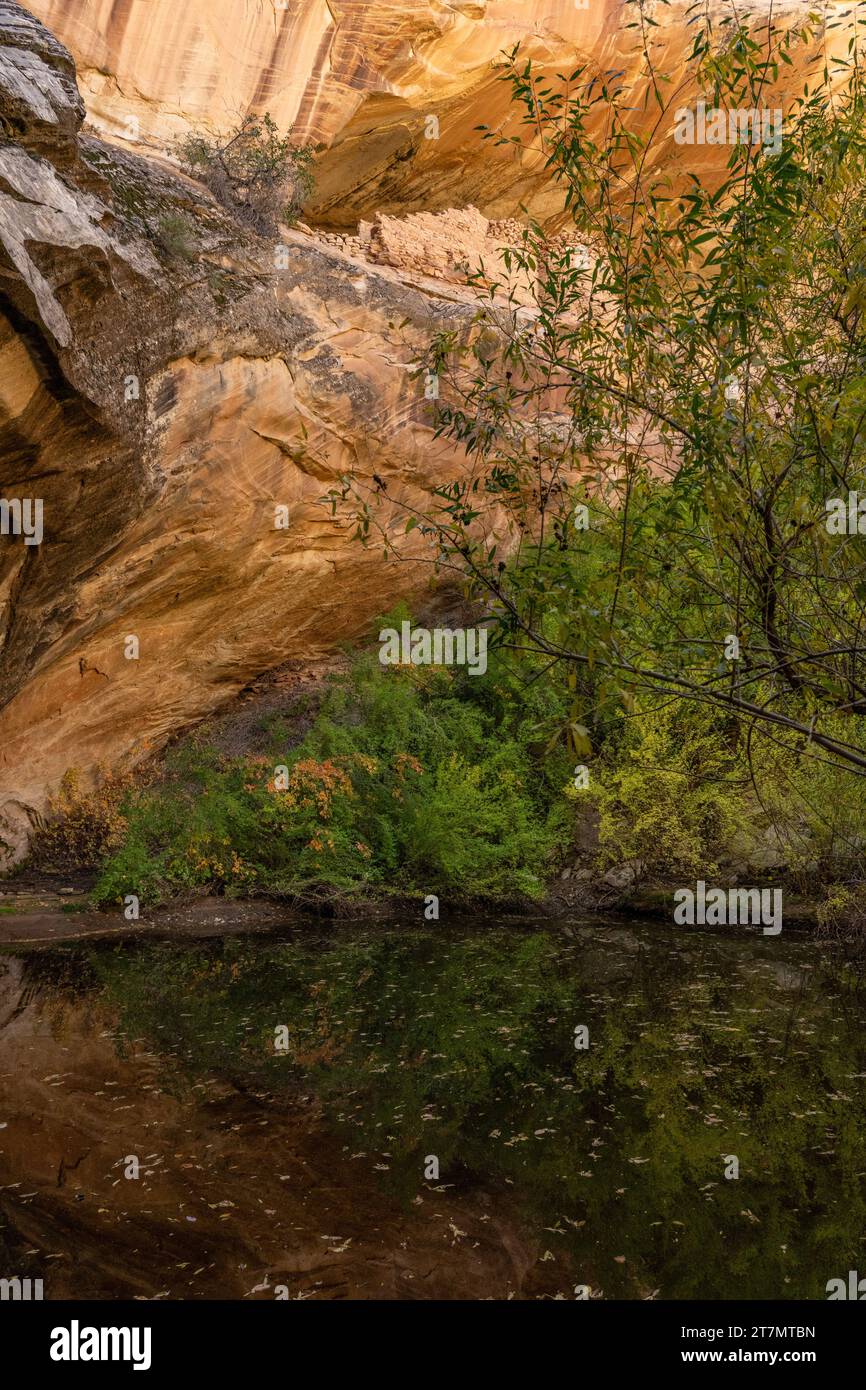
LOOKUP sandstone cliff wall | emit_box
[0,0,853,864]
[0,1,506,864]
[25,0,824,225]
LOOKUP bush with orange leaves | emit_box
[256,755,378,885]
[274,759,353,816]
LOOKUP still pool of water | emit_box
[1,919,864,1300]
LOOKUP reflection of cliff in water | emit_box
[0,939,560,1300]
[1,921,865,1300]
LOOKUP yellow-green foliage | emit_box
[816,883,866,940]
[30,767,133,870]
[590,703,747,879]
[749,716,866,884]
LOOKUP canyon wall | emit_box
[0,0,852,864]
[0,1,511,864]
[24,0,823,226]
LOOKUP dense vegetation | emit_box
[78,627,573,907]
[324,2,866,925]
[22,3,866,932]
[27,588,865,922]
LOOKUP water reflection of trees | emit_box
[23,927,866,1299]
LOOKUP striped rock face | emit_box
[22,0,826,226]
[0,3,531,864]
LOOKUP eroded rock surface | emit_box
[0,3,504,865]
[0,0,847,864]
[25,0,830,226]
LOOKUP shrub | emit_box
[816,883,866,941]
[92,646,573,907]
[29,767,133,871]
[589,703,748,881]
[748,716,866,888]
[155,213,198,262]
[176,113,316,234]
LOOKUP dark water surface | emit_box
[1,919,865,1300]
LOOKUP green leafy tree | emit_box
[331,1,866,781]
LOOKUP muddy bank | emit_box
[0,859,837,948]
[0,894,305,947]
[0,884,830,947]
